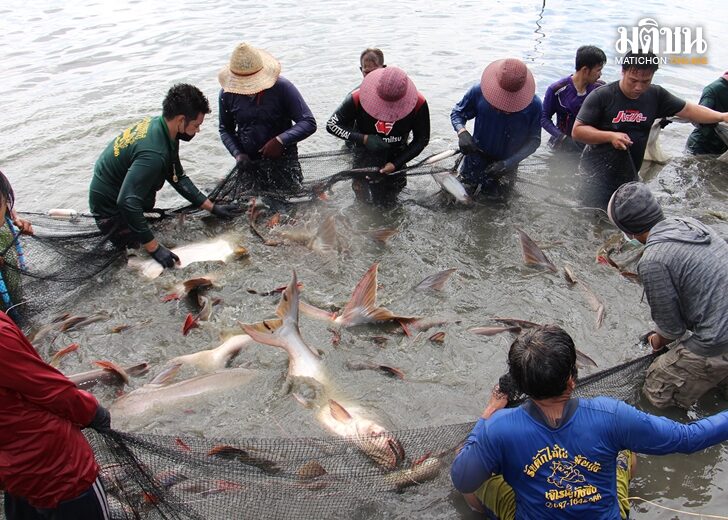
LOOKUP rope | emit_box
[629,496,728,519]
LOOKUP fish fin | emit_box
[428,331,446,343]
[49,343,79,367]
[239,319,284,334]
[182,276,214,294]
[516,228,558,272]
[468,326,521,336]
[563,265,578,285]
[182,313,199,336]
[399,320,412,337]
[308,216,338,253]
[240,321,289,351]
[576,349,598,368]
[595,305,605,329]
[328,399,352,423]
[412,268,457,292]
[493,317,541,329]
[275,272,301,323]
[368,228,398,244]
[150,362,183,385]
[379,365,405,379]
[299,301,337,323]
[340,263,379,322]
[92,360,130,384]
[126,362,150,378]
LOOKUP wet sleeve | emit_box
[503,98,542,170]
[638,259,686,340]
[450,419,499,493]
[0,316,98,426]
[656,86,687,118]
[451,85,480,133]
[117,151,166,244]
[326,94,365,144]
[613,400,728,454]
[575,88,604,126]
[170,171,208,208]
[219,89,243,158]
[391,101,430,169]
[541,85,563,139]
[278,81,317,146]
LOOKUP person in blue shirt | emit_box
[451,58,542,197]
[451,324,728,519]
[218,42,317,195]
[541,46,606,152]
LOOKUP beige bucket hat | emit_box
[218,42,281,95]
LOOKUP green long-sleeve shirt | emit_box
[687,77,728,155]
[89,116,207,243]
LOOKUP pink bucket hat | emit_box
[359,66,419,122]
[480,58,536,113]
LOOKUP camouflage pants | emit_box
[643,342,728,409]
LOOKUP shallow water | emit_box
[2,0,728,518]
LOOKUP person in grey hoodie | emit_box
[608,182,728,409]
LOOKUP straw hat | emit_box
[218,43,281,95]
[480,58,536,113]
[359,67,418,122]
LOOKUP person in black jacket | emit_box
[326,66,430,206]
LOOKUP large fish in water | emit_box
[109,368,258,418]
[127,238,248,279]
[298,263,418,327]
[241,272,405,470]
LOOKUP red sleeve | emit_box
[0,313,98,426]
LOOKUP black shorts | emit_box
[4,477,110,520]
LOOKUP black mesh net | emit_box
[207,149,460,205]
[81,352,658,520]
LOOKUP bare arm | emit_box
[572,120,633,150]
[676,101,728,125]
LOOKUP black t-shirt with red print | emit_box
[576,81,685,170]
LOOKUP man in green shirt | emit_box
[89,83,237,269]
[687,72,728,155]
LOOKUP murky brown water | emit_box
[2,1,728,517]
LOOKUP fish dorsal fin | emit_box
[516,228,557,272]
[275,272,301,326]
[413,268,457,292]
[150,362,183,385]
[308,216,338,253]
[341,263,379,319]
[328,399,352,423]
[92,360,130,384]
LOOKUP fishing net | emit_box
[0,213,124,321]
[72,352,659,520]
[3,149,459,322]
[207,148,459,205]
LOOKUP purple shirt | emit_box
[540,76,603,145]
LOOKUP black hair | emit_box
[575,45,607,71]
[0,170,16,210]
[360,48,384,67]
[621,51,659,73]
[162,84,211,121]
[508,325,578,400]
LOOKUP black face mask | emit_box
[178,132,195,142]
